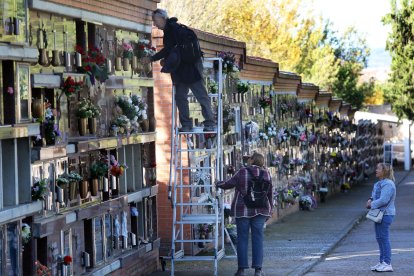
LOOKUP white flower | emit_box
[142,113,148,120]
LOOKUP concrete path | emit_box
[307,171,414,276]
[151,171,408,276]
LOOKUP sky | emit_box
[310,0,392,69]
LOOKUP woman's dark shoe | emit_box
[234,268,245,276]
[254,268,265,276]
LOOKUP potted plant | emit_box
[22,223,31,244]
[76,98,91,136]
[88,102,101,135]
[259,96,272,109]
[31,178,49,201]
[61,76,83,98]
[108,155,127,190]
[136,38,156,75]
[90,159,108,196]
[75,45,108,86]
[67,172,82,200]
[56,175,70,203]
[43,107,61,146]
[122,42,133,71]
[236,80,249,93]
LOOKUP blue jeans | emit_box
[374,215,394,264]
[236,215,266,269]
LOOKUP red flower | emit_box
[68,87,75,93]
[63,255,72,265]
[139,45,145,50]
[84,65,91,72]
[150,161,157,168]
[75,45,84,54]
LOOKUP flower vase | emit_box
[78,118,88,136]
[88,117,97,135]
[103,177,109,192]
[32,98,43,118]
[140,119,149,132]
[69,182,78,200]
[132,56,138,70]
[91,178,99,196]
[144,63,152,75]
[136,62,144,75]
[123,58,130,71]
[149,117,156,132]
[79,180,89,199]
[111,176,117,190]
[115,57,122,71]
[56,186,64,204]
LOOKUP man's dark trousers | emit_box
[174,59,215,128]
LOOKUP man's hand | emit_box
[366,199,372,209]
[140,57,151,64]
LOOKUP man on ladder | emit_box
[141,8,216,132]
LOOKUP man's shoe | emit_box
[203,125,216,132]
[178,126,192,132]
[234,268,245,276]
[370,262,384,271]
[376,263,393,272]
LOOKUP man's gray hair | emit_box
[152,9,169,19]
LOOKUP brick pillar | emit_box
[153,55,192,255]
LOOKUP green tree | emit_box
[383,0,414,120]
[330,27,373,109]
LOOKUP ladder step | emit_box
[174,255,217,262]
[176,202,215,206]
[174,249,226,262]
[178,149,217,152]
[178,130,218,134]
[177,214,222,224]
[175,239,214,243]
[177,166,214,170]
[176,185,215,188]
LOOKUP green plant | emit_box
[90,160,109,178]
[76,98,100,118]
[56,176,69,186]
[236,80,249,93]
[32,178,49,200]
[207,78,218,93]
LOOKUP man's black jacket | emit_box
[151,17,201,84]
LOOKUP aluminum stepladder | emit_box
[167,58,236,275]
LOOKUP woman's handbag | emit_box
[366,198,392,223]
[366,208,384,223]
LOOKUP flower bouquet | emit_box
[207,78,218,94]
[22,223,31,244]
[236,80,249,93]
[216,51,239,73]
[32,178,49,200]
[43,107,61,145]
[122,42,134,60]
[75,45,108,85]
[136,39,156,58]
[108,155,127,177]
[61,76,83,98]
[259,96,272,108]
[35,260,51,276]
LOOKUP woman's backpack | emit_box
[243,168,271,208]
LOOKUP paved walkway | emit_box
[307,171,414,275]
[151,171,408,276]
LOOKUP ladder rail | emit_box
[170,85,177,276]
[170,57,235,276]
